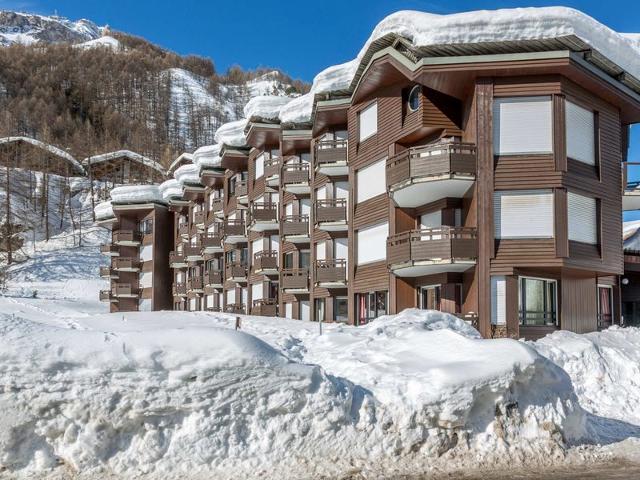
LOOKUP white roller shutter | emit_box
[566,101,595,165]
[139,271,153,288]
[300,301,311,321]
[270,234,279,255]
[316,242,326,261]
[241,288,248,310]
[301,199,311,216]
[255,153,265,179]
[494,190,554,239]
[491,276,506,325]
[568,192,597,244]
[251,282,263,301]
[252,238,263,256]
[359,101,377,141]
[357,222,388,265]
[493,96,553,155]
[316,185,327,201]
[140,245,153,262]
[356,158,386,203]
[226,289,236,304]
[285,302,293,319]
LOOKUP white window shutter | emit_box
[252,238,263,256]
[568,192,597,244]
[494,190,554,239]
[493,96,553,155]
[255,153,264,179]
[356,222,388,265]
[316,242,326,261]
[356,158,386,203]
[491,276,506,325]
[359,102,377,141]
[251,283,263,301]
[566,101,595,165]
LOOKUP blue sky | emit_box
[2,0,640,216]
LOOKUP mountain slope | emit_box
[0,11,101,46]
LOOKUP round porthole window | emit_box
[408,85,420,112]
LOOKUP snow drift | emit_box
[0,309,588,478]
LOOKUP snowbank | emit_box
[93,200,114,220]
[192,144,221,169]
[243,95,291,121]
[174,163,201,186]
[75,35,121,50]
[110,185,164,204]
[158,178,183,201]
[213,118,247,147]
[0,308,588,477]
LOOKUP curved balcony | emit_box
[315,259,347,288]
[252,298,278,317]
[387,227,477,277]
[223,219,247,244]
[386,142,476,208]
[281,268,309,293]
[314,139,348,176]
[249,202,279,232]
[112,257,140,272]
[253,250,279,275]
[282,215,310,243]
[315,199,348,231]
[282,162,310,194]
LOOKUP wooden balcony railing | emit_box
[100,244,119,255]
[386,142,477,189]
[204,269,223,286]
[184,244,203,258]
[111,283,139,297]
[315,199,347,224]
[251,202,278,223]
[173,283,187,296]
[253,250,278,272]
[252,298,278,316]
[281,215,310,236]
[282,162,310,185]
[235,180,248,197]
[169,251,186,266]
[387,227,478,268]
[281,268,309,290]
[315,259,347,284]
[314,139,348,168]
[113,230,142,244]
[111,257,140,270]
[193,210,206,225]
[99,290,114,301]
[188,277,204,291]
[224,219,246,237]
[225,303,245,314]
[225,262,247,280]
[201,231,222,250]
[209,197,224,213]
[264,155,281,179]
[99,266,113,278]
[178,223,190,237]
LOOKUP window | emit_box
[356,291,387,325]
[568,192,598,244]
[359,101,377,141]
[283,252,294,269]
[597,285,613,329]
[254,153,265,179]
[519,277,557,326]
[493,96,553,155]
[408,85,420,112]
[334,297,348,323]
[419,285,441,310]
[251,282,263,302]
[300,300,311,321]
[314,298,325,323]
[566,100,596,165]
[491,276,506,325]
[300,250,311,268]
[356,222,388,265]
[139,271,153,289]
[140,245,153,262]
[356,158,386,203]
[140,219,153,235]
[494,190,554,239]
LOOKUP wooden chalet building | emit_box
[98,9,640,339]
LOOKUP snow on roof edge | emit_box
[0,136,85,175]
[83,150,166,176]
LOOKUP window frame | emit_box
[518,276,558,327]
[494,189,555,240]
[407,85,421,112]
[493,95,553,156]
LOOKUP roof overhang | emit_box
[312,98,350,136]
[244,121,281,149]
[281,129,312,155]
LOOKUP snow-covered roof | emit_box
[110,185,165,205]
[167,153,193,176]
[193,144,222,169]
[282,7,640,125]
[83,150,166,176]
[243,95,292,122]
[0,136,84,175]
[624,220,640,252]
[159,178,184,201]
[94,200,115,221]
[174,163,202,187]
[214,119,248,147]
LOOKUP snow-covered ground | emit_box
[1,243,639,478]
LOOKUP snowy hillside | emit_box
[0,11,101,46]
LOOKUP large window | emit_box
[359,101,378,141]
[356,291,387,325]
[568,192,598,244]
[334,297,348,323]
[356,222,388,265]
[356,158,386,203]
[566,100,596,165]
[519,277,557,326]
[494,190,554,239]
[493,96,553,155]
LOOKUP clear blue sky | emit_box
[2,0,640,216]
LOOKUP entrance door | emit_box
[420,285,441,310]
[597,285,613,329]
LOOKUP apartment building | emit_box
[98,11,640,339]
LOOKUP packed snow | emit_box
[192,144,221,169]
[243,95,292,121]
[167,153,193,176]
[173,163,202,187]
[109,185,164,205]
[93,200,114,221]
[83,150,166,176]
[213,118,248,147]
[623,220,640,251]
[158,179,184,201]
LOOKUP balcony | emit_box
[314,139,348,176]
[226,262,248,283]
[281,215,310,243]
[223,219,247,244]
[111,257,141,272]
[225,303,246,314]
[173,283,187,297]
[113,230,141,246]
[253,251,279,275]
[201,231,223,254]
[315,259,347,288]
[387,227,477,277]
[252,298,278,317]
[111,283,139,298]
[187,277,204,293]
[264,155,281,187]
[184,244,204,262]
[204,269,223,288]
[99,266,117,279]
[281,268,309,292]
[178,223,190,238]
[249,202,279,232]
[235,180,248,204]
[386,142,476,208]
[99,290,116,302]
[315,199,348,231]
[100,244,119,256]
[169,251,188,268]
[193,210,206,227]
[623,162,640,211]
[282,163,310,194]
